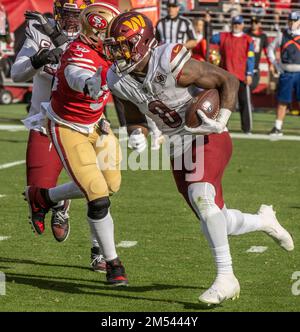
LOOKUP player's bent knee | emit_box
[88,197,111,220]
[187,182,218,221]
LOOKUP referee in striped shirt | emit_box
[156,0,197,49]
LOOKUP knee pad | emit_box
[188,182,219,221]
[88,197,111,220]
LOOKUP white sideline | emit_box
[230,133,300,141]
[0,160,25,170]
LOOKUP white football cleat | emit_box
[258,204,294,251]
[199,275,240,306]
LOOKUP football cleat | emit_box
[199,275,240,306]
[269,127,283,136]
[24,186,50,235]
[90,247,107,273]
[106,257,128,286]
[51,200,71,243]
[258,204,294,251]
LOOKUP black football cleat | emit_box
[51,200,71,243]
[90,247,107,273]
[106,257,128,286]
[269,127,283,136]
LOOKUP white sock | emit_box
[275,120,283,130]
[188,183,233,276]
[90,232,102,252]
[87,211,117,262]
[48,182,84,203]
[223,207,263,235]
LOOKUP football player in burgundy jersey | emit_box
[103,12,294,304]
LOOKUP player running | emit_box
[24,3,127,285]
[11,0,93,242]
[103,12,294,303]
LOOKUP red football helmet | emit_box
[104,11,157,73]
[54,0,92,38]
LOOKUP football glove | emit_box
[30,48,63,69]
[25,11,67,47]
[128,128,147,153]
[184,108,231,135]
[84,67,108,100]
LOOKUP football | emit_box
[185,89,220,128]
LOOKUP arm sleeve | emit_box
[155,21,162,43]
[11,37,40,82]
[267,32,282,64]
[186,19,197,40]
[246,41,255,76]
[210,33,221,45]
[64,65,94,93]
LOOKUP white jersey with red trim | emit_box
[50,39,110,128]
[107,43,199,138]
[11,19,66,132]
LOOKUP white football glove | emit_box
[184,108,231,135]
[84,67,108,100]
[128,128,147,153]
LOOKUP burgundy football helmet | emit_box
[54,0,92,38]
[104,11,157,73]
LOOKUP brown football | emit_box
[185,89,220,128]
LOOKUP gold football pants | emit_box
[47,119,121,202]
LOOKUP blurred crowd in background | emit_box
[0,0,299,136]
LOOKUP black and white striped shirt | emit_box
[156,15,197,45]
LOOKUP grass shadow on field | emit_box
[0,257,93,272]
[5,272,215,311]
[0,138,27,143]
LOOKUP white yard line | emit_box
[0,124,26,132]
[230,133,300,142]
[0,195,6,198]
[0,236,11,241]
[0,160,25,170]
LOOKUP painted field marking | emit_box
[0,160,25,170]
[0,125,26,132]
[231,133,300,142]
[246,246,268,253]
[116,241,138,248]
[0,236,11,241]
[0,195,6,198]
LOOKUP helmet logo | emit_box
[88,13,108,30]
[123,15,146,32]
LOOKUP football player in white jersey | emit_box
[103,12,294,305]
[11,1,106,267]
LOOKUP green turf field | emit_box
[0,104,300,312]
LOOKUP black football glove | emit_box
[30,48,63,69]
[25,11,68,47]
